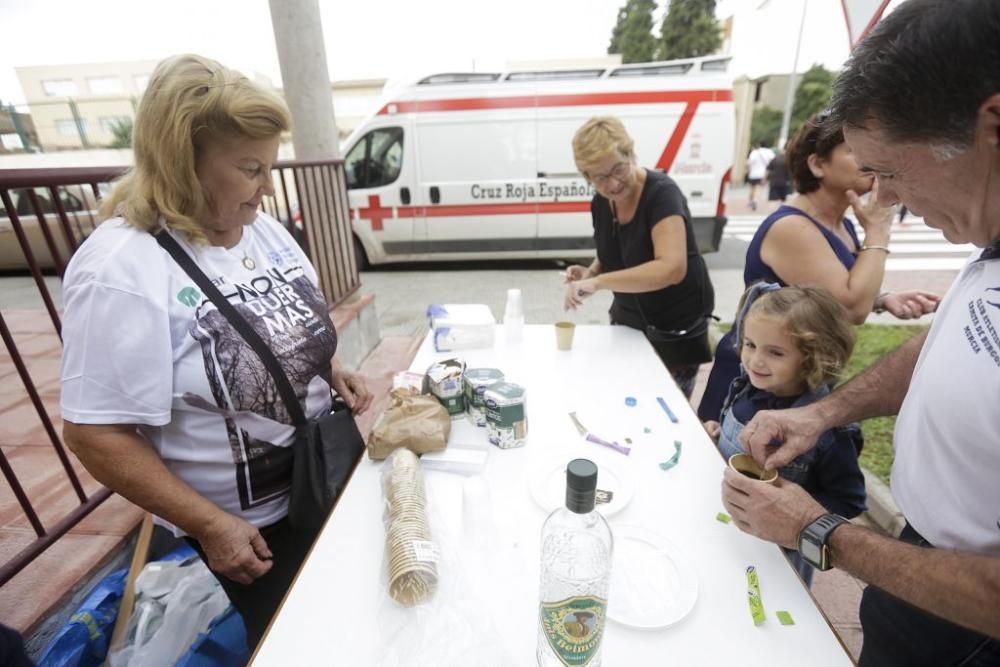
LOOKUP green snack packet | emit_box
[746,565,766,626]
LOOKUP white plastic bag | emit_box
[109,556,230,667]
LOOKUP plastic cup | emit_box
[728,453,778,483]
[555,321,576,350]
[504,288,523,319]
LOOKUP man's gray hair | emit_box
[828,0,1000,148]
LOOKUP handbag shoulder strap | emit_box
[153,230,307,426]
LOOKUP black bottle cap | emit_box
[565,458,598,514]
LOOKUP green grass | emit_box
[840,324,928,483]
[715,322,928,483]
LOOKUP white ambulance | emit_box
[341,55,734,267]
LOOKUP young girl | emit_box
[704,283,866,584]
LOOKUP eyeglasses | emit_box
[588,161,630,188]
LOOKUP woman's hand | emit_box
[703,420,721,441]
[564,278,598,311]
[332,370,373,414]
[563,265,591,283]
[847,178,894,245]
[195,512,274,585]
[878,290,940,320]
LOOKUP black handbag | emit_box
[154,231,364,533]
[638,308,714,367]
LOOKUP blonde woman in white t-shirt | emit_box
[60,54,372,652]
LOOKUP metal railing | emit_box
[0,158,357,586]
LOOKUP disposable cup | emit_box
[555,321,576,350]
[728,453,778,483]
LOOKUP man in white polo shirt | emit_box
[721,1,1000,665]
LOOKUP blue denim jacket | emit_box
[717,374,867,519]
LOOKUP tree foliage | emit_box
[608,0,658,64]
[108,117,133,149]
[657,0,721,61]
[751,106,782,148]
[791,64,835,130]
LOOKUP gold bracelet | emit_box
[859,245,891,254]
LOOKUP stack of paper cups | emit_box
[504,288,524,343]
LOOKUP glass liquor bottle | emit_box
[537,459,613,667]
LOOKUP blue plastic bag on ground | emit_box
[175,605,248,667]
[37,569,127,667]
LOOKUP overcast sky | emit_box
[0,0,890,106]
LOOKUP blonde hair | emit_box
[737,286,856,390]
[571,116,636,177]
[98,54,291,243]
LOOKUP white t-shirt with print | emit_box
[60,214,337,535]
[892,251,1000,554]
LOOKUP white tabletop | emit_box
[254,325,852,666]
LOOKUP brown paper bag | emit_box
[368,387,452,460]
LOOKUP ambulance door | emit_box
[344,119,417,263]
[414,90,539,260]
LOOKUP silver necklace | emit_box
[241,253,256,270]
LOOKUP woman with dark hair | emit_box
[697,111,939,422]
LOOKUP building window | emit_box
[42,79,78,97]
[56,119,85,137]
[88,77,123,95]
[134,74,150,92]
[99,116,129,133]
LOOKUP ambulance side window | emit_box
[344,127,403,189]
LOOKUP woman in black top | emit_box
[564,116,715,397]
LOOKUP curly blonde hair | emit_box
[571,116,636,178]
[738,286,856,390]
[98,54,290,243]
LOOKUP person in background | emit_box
[60,54,372,652]
[722,1,1000,664]
[562,116,715,397]
[697,111,939,423]
[746,143,775,211]
[766,151,789,202]
[704,283,865,586]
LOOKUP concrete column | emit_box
[268,0,340,159]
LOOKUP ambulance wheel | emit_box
[353,235,370,271]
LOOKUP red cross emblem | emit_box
[356,194,392,231]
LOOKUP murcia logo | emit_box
[177,287,201,307]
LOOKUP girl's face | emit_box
[740,314,807,397]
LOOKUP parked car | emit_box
[0,186,102,271]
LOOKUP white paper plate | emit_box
[607,526,699,628]
[528,455,635,517]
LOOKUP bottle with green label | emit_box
[537,459,613,667]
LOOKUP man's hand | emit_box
[703,420,721,441]
[739,404,827,470]
[721,469,826,549]
[195,512,274,585]
[332,370,373,415]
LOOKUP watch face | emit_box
[801,539,822,566]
